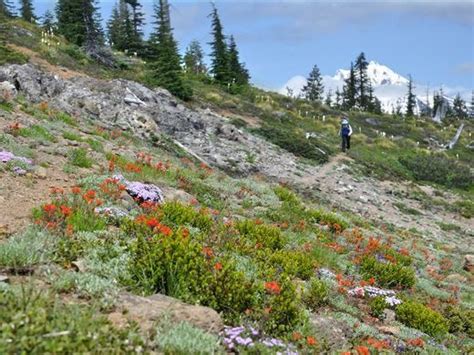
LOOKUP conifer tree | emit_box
[148,0,191,100]
[183,40,207,75]
[0,0,14,17]
[227,35,249,86]
[335,88,342,109]
[41,10,56,33]
[56,0,103,47]
[208,4,229,84]
[432,90,442,117]
[20,0,36,23]
[107,0,133,52]
[342,62,357,110]
[125,0,145,54]
[406,74,416,117]
[470,90,474,118]
[355,52,369,110]
[325,89,333,107]
[452,93,468,119]
[302,65,324,102]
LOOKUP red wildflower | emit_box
[159,225,172,236]
[407,338,425,348]
[181,228,190,238]
[355,345,370,355]
[146,217,160,229]
[71,186,82,194]
[214,262,223,271]
[60,205,72,217]
[292,332,302,341]
[83,190,96,203]
[368,277,376,286]
[43,204,57,214]
[50,187,64,195]
[306,336,317,346]
[66,224,74,236]
[203,247,214,258]
[264,281,281,295]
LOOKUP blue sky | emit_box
[20,1,474,91]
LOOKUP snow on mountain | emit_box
[279,61,471,116]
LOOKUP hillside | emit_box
[0,19,473,354]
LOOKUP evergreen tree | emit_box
[452,93,468,119]
[470,90,474,118]
[148,0,191,100]
[342,62,357,110]
[208,4,229,84]
[432,90,442,117]
[41,10,56,33]
[183,40,207,75]
[125,0,145,54]
[227,35,249,86]
[335,88,342,109]
[0,0,14,17]
[354,52,369,110]
[325,89,333,107]
[107,0,133,52]
[56,0,103,47]
[302,65,324,102]
[406,74,416,117]
[20,0,36,23]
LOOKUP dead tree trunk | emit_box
[446,123,464,150]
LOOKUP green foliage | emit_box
[302,278,329,310]
[359,256,416,289]
[18,125,56,142]
[369,296,387,319]
[443,306,474,337]
[0,285,144,353]
[53,111,77,125]
[254,125,329,163]
[452,200,474,219]
[0,228,55,269]
[274,185,301,206]
[395,300,449,337]
[155,321,224,354]
[85,137,104,152]
[63,131,82,141]
[68,148,93,168]
[126,221,256,318]
[399,153,472,189]
[160,201,213,232]
[269,249,315,280]
[235,220,286,250]
[306,208,349,231]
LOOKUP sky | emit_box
[18,1,474,92]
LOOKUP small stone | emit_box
[463,255,474,273]
[445,274,467,283]
[0,275,9,283]
[377,325,400,336]
[382,309,396,324]
[71,260,87,273]
[35,167,48,179]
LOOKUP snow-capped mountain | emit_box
[280,61,471,116]
[333,61,409,87]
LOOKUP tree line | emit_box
[0,0,250,100]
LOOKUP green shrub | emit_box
[399,153,473,189]
[443,306,474,337]
[53,111,77,126]
[274,185,301,206]
[155,321,224,354]
[302,278,329,310]
[18,125,55,142]
[359,256,415,289]
[160,201,214,232]
[0,286,144,353]
[369,296,387,319]
[235,220,286,250]
[126,221,256,318]
[452,200,474,219]
[395,300,449,337]
[269,250,315,280]
[63,131,83,141]
[86,138,104,152]
[306,208,349,231]
[68,148,93,168]
[0,228,55,270]
[0,44,29,65]
[254,125,329,163]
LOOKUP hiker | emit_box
[339,116,353,152]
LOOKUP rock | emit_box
[0,81,17,102]
[161,186,195,204]
[377,325,400,336]
[35,166,48,179]
[309,314,352,349]
[383,309,396,324]
[445,273,467,283]
[71,260,87,273]
[111,293,223,334]
[463,255,474,273]
[0,274,9,283]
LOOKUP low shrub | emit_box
[399,153,472,189]
[306,208,349,232]
[235,220,286,250]
[369,296,387,319]
[160,201,214,233]
[68,148,93,168]
[269,249,315,280]
[18,125,55,142]
[359,256,415,289]
[443,306,474,337]
[302,278,329,310]
[395,300,449,337]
